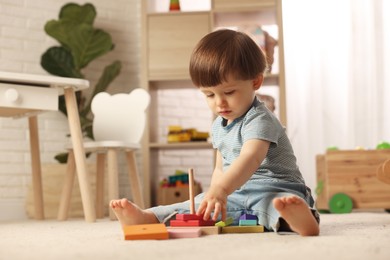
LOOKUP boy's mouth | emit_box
[219,110,231,116]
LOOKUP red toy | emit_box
[170,169,215,227]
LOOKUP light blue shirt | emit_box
[211,98,305,184]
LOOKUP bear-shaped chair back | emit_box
[91,88,150,144]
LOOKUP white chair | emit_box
[58,88,150,220]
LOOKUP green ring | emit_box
[329,193,353,214]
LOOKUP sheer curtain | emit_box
[283,0,390,191]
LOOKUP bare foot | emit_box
[273,196,320,236]
[110,198,159,228]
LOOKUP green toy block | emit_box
[239,219,258,226]
[215,217,233,227]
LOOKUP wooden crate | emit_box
[157,183,202,206]
[316,150,390,211]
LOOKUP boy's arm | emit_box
[209,150,224,188]
[197,139,270,221]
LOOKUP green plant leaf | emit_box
[68,24,113,69]
[92,60,122,96]
[58,91,82,117]
[44,20,74,47]
[45,22,113,70]
[54,151,92,164]
[83,123,94,140]
[43,3,122,163]
[81,60,122,117]
[45,3,96,47]
[54,152,68,164]
[40,46,83,78]
[59,3,96,25]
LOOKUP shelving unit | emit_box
[140,0,286,207]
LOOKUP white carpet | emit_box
[1,211,389,260]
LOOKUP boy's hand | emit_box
[196,185,228,221]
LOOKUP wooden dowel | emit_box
[188,168,195,214]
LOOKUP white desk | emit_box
[0,71,96,222]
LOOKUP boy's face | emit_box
[200,75,263,124]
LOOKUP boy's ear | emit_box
[253,74,264,90]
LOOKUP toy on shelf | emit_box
[157,170,202,205]
[167,125,209,143]
[169,0,180,11]
[170,168,216,227]
[326,146,339,151]
[316,146,390,213]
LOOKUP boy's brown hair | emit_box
[189,29,267,87]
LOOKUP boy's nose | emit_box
[215,96,226,106]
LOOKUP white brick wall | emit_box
[152,88,214,191]
[0,0,215,219]
[0,0,142,219]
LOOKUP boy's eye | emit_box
[225,90,235,95]
[205,93,214,98]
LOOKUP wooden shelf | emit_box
[147,11,210,17]
[148,71,190,82]
[141,0,286,207]
[212,0,275,11]
[149,142,213,149]
[148,73,279,87]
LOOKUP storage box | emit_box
[157,183,202,205]
[316,150,390,211]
